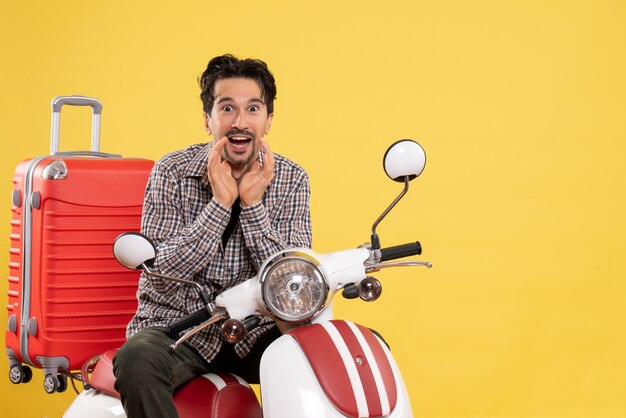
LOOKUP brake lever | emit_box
[365,260,432,273]
[170,308,228,350]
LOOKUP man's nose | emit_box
[231,111,248,130]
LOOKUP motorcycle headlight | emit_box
[260,253,328,322]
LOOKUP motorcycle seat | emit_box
[88,349,119,398]
[86,349,262,418]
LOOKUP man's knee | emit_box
[113,329,173,382]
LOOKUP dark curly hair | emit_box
[198,54,277,115]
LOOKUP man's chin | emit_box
[223,150,255,168]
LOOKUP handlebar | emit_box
[379,241,422,261]
[160,242,425,338]
[168,308,211,335]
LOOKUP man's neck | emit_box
[231,165,246,181]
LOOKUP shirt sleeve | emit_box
[140,160,230,288]
[239,168,312,269]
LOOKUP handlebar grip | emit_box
[243,315,261,331]
[168,309,211,335]
[380,241,422,261]
[52,96,103,114]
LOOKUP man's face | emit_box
[204,77,273,172]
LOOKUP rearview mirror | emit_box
[383,139,426,182]
[113,232,156,270]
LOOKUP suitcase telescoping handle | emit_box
[50,95,106,155]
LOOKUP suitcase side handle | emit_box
[50,95,103,155]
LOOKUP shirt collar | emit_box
[183,142,211,190]
[184,142,212,178]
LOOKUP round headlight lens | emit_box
[261,255,328,322]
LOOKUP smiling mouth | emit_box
[227,135,253,150]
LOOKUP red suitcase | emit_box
[6,96,154,393]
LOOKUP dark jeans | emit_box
[112,326,280,418]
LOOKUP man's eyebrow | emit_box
[216,96,233,105]
[215,96,265,105]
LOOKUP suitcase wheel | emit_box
[9,365,32,384]
[43,373,68,394]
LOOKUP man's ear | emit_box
[203,112,212,135]
[265,113,274,135]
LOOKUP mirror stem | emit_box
[371,176,410,250]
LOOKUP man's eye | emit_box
[223,105,233,112]
[249,105,259,112]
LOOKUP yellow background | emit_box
[1,1,625,417]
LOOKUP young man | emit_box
[113,54,312,418]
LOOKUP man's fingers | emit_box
[208,137,227,161]
[221,159,233,175]
[261,140,275,178]
[207,137,230,179]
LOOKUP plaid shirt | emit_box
[126,141,312,362]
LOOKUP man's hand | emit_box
[238,140,275,207]
[207,137,238,208]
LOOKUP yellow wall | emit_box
[1,1,625,417]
